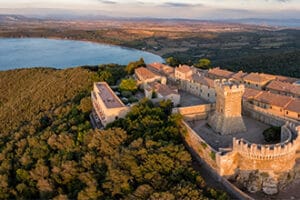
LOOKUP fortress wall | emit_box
[229,122,300,173]
[182,120,254,199]
[173,104,215,121]
[218,122,300,176]
[182,120,219,170]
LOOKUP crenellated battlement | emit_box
[214,79,245,95]
[209,79,247,134]
[232,122,300,160]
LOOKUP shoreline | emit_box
[0,37,165,71]
[0,35,166,58]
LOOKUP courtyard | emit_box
[188,116,270,150]
[179,90,209,107]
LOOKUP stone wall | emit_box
[221,122,300,173]
[173,104,214,121]
[182,120,219,170]
[243,102,300,126]
[182,120,254,199]
[178,79,216,103]
[183,118,300,195]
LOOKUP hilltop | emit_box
[0,66,229,199]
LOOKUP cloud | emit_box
[162,2,203,8]
[219,8,252,14]
[98,0,117,4]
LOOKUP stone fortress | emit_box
[206,80,300,195]
[208,79,247,135]
[144,63,300,195]
[91,62,300,196]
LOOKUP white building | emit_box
[91,82,130,127]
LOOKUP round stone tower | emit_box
[208,79,247,135]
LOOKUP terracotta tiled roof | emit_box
[243,88,262,100]
[135,67,160,80]
[232,71,248,81]
[176,65,192,74]
[208,67,234,79]
[192,74,215,88]
[266,80,300,96]
[274,75,299,84]
[147,62,174,75]
[285,99,300,113]
[148,82,178,96]
[243,73,275,84]
[147,62,162,71]
[254,92,292,108]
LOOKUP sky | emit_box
[0,0,299,19]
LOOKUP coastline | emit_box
[0,35,165,57]
[0,37,165,71]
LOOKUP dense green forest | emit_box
[161,30,300,78]
[0,66,229,199]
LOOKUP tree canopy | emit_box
[119,78,138,92]
[0,67,229,199]
[196,58,212,69]
[166,56,180,67]
[125,58,146,75]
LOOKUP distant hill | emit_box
[222,18,300,28]
[0,14,42,23]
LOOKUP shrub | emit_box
[263,126,281,143]
[210,151,216,160]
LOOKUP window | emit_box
[286,111,289,115]
[208,93,210,97]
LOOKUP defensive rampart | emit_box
[214,79,245,95]
[218,122,300,176]
[173,104,215,121]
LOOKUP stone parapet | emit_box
[232,122,300,161]
[214,79,245,95]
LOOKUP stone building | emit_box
[231,70,248,84]
[207,67,234,80]
[180,73,216,102]
[147,62,174,76]
[208,79,247,135]
[144,82,180,106]
[175,64,193,80]
[134,67,166,88]
[242,72,275,90]
[266,80,300,98]
[91,82,130,127]
[243,88,300,122]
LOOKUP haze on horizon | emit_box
[0,0,299,19]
